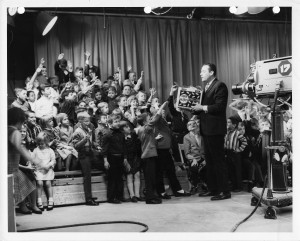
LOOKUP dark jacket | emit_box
[193,78,228,136]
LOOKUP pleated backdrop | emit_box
[33,14,291,115]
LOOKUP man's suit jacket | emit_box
[183,132,205,161]
[194,78,228,136]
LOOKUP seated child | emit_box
[55,113,78,171]
[107,86,119,114]
[183,120,206,194]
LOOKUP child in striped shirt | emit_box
[224,116,247,192]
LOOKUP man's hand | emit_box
[58,53,64,60]
[127,65,132,72]
[170,84,178,95]
[40,58,45,65]
[104,160,110,170]
[191,104,204,112]
[155,133,163,140]
[191,159,198,167]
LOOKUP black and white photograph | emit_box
[1,0,299,240]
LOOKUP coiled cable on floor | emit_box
[19,220,149,232]
[231,175,267,232]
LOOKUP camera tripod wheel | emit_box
[250,196,261,207]
[264,206,277,219]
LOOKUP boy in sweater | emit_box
[225,116,248,192]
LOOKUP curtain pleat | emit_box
[34,15,291,115]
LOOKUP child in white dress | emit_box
[31,131,56,211]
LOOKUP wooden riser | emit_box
[41,169,191,206]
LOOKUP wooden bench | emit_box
[41,166,191,206]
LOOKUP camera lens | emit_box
[232,84,243,95]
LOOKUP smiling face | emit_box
[137,92,146,103]
[27,112,37,125]
[118,97,127,107]
[200,65,214,83]
[123,86,131,96]
[187,120,198,132]
[95,91,102,101]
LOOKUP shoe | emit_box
[198,191,218,197]
[17,209,32,215]
[174,191,191,197]
[211,192,231,201]
[86,199,99,206]
[119,198,130,203]
[47,201,54,211]
[32,208,43,214]
[159,193,171,199]
[190,187,197,195]
[108,198,121,204]
[130,196,138,203]
[92,197,98,200]
[37,204,44,211]
[136,196,145,202]
[232,189,242,193]
[146,198,162,204]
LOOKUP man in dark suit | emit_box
[191,63,231,201]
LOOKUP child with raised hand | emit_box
[119,121,143,202]
[54,113,78,171]
[135,101,169,204]
[31,131,56,211]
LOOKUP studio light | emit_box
[273,6,280,14]
[248,7,267,14]
[17,7,25,14]
[36,12,58,36]
[144,7,152,14]
[8,7,18,16]
[229,6,237,14]
[234,7,248,15]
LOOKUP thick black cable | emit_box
[18,220,148,232]
[231,175,267,232]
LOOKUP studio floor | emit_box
[15,191,292,233]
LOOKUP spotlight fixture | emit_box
[234,6,248,15]
[8,7,18,16]
[273,6,280,14]
[229,6,237,14]
[36,12,58,36]
[17,7,25,14]
[144,7,152,14]
[248,7,267,14]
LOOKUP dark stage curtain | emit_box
[33,15,291,115]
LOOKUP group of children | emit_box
[9,51,293,213]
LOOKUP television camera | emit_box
[231,56,292,219]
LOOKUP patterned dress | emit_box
[8,126,35,205]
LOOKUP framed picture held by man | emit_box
[175,86,202,110]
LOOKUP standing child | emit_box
[72,112,99,206]
[120,121,144,202]
[224,116,248,192]
[136,101,169,204]
[101,114,130,204]
[31,132,56,211]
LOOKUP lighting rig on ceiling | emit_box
[144,7,173,15]
[229,6,281,15]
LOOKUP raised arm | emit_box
[133,71,143,92]
[26,58,45,90]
